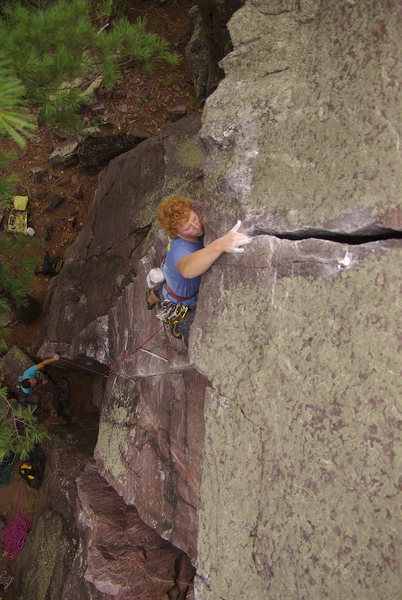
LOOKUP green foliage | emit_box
[91,114,102,127]
[0,0,181,130]
[0,234,41,310]
[94,0,132,20]
[0,387,50,461]
[0,233,41,353]
[0,1,47,18]
[0,1,55,15]
[0,298,10,354]
[0,54,35,215]
[0,55,35,146]
[223,39,233,55]
[0,213,41,349]
[0,162,18,204]
[103,16,181,72]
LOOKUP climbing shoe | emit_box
[145,288,156,310]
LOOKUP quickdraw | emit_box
[156,300,189,339]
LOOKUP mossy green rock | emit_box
[199,0,401,235]
[194,0,401,596]
[192,237,401,599]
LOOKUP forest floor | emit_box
[0,1,199,596]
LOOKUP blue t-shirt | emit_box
[162,235,204,307]
[21,365,38,394]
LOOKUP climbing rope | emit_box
[58,324,164,376]
[1,480,32,559]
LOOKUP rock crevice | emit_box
[251,226,402,244]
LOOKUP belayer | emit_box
[19,354,60,402]
[146,195,252,346]
[18,354,71,422]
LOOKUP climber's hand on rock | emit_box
[221,220,252,253]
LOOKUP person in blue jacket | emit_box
[146,195,251,345]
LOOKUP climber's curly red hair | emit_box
[156,195,193,238]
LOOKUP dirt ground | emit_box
[0,1,199,596]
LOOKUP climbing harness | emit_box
[156,300,188,323]
[1,480,32,559]
[156,300,189,340]
[166,286,196,301]
[145,266,196,341]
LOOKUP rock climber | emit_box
[146,195,251,345]
[18,353,71,422]
[19,354,60,399]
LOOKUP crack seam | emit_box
[251,228,402,245]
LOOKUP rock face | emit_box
[186,1,245,103]
[94,368,208,561]
[50,127,146,173]
[34,2,401,599]
[192,237,401,599]
[2,346,36,394]
[14,418,194,599]
[41,115,204,360]
[192,1,402,599]
[199,0,401,238]
[185,6,209,104]
[39,116,207,570]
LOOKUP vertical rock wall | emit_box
[94,368,208,560]
[38,117,207,590]
[192,1,401,598]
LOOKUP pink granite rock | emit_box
[94,368,208,561]
[77,463,195,599]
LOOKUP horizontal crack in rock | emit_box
[251,226,402,245]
